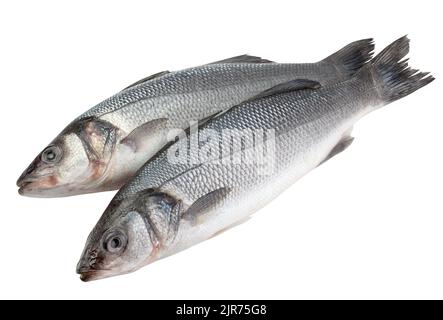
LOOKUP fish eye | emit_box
[104,230,127,254]
[41,146,62,164]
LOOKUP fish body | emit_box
[76,37,434,281]
[17,40,375,197]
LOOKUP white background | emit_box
[0,0,441,299]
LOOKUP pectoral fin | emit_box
[182,187,231,226]
[120,118,168,152]
[166,200,183,245]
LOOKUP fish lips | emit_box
[77,263,99,282]
[17,182,31,196]
[76,258,110,282]
[17,162,37,187]
[77,267,114,282]
[17,177,38,196]
[78,270,103,282]
[17,174,59,197]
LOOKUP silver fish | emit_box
[17,39,374,197]
[76,36,433,281]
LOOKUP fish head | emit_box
[17,117,119,197]
[77,191,178,281]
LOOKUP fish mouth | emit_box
[18,182,32,195]
[17,174,35,188]
[17,175,59,197]
[17,162,38,187]
[77,267,113,282]
[17,180,48,197]
[79,270,103,282]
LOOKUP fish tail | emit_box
[366,36,434,104]
[322,38,375,77]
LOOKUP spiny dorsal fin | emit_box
[209,54,274,64]
[248,79,321,102]
[182,187,231,225]
[199,110,224,126]
[123,71,170,90]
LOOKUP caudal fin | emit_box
[369,36,434,104]
[322,38,375,77]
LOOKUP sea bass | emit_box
[76,36,433,281]
[17,39,375,197]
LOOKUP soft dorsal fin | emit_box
[178,110,225,137]
[248,79,321,102]
[209,54,274,64]
[197,110,224,126]
[123,71,170,90]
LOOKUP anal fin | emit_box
[319,135,354,166]
[210,217,251,239]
